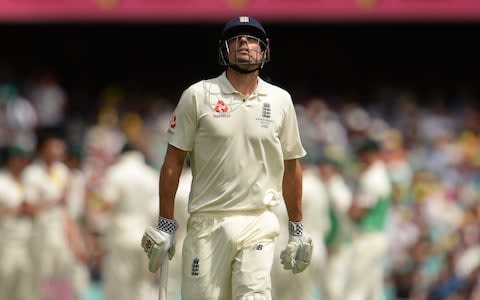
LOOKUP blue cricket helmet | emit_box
[221,16,268,44]
[218,16,270,70]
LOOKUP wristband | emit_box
[288,221,304,236]
[157,217,177,234]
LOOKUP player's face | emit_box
[227,34,265,66]
[42,138,66,163]
[359,151,378,169]
[318,163,335,180]
[8,156,30,174]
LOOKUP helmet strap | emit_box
[228,64,260,74]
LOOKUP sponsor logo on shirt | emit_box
[214,100,229,113]
[212,99,232,118]
[170,115,176,129]
[168,115,177,134]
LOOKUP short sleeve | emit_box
[279,97,306,160]
[168,87,198,152]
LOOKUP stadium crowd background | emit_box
[1,20,480,300]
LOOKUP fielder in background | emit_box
[0,146,34,300]
[142,15,313,300]
[22,127,75,300]
[317,157,354,300]
[271,158,329,300]
[345,139,392,300]
[100,143,159,300]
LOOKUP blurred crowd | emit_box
[295,87,480,300]
[1,72,480,300]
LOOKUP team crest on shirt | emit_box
[256,102,274,128]
[191,258,200,276]
[262,102,271,118]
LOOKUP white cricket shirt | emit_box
[101,151,159,245]
[357,161,392,208]
[23,160,70,204]
[22,160,70,225]
[168,72,306,214]
[0,171,31,242]
[101,151,158,217]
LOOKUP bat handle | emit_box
[158,261,169,300]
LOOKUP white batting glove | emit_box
[141,217,177,272]
[280,221,313,274]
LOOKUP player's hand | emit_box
[280,221,313,274]
[141,217,177,273]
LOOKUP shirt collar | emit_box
[219,72,236,94]
[256,77,268,96]
[219,72,269,97]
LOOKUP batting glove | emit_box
[280,221,313,274]
[141,217,177,272]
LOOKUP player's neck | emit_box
[7,165,22,179]
[226,68,259,98]
[40,157,55,168]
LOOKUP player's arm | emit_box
[142,86,195,272]
[280,158,313,274]
[159,144,187,219]
[20,198,56,215]
[282,158,303,222]
[348,202,368,221]
[349,184,375,221]
[17,201,38,216]
[0,205,14,217]
[141,143,187,273]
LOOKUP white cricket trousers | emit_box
[0,243,34,300]
[103,216,157,300]
[30,211,75,300]
[344,232,388,300]
[181,210,280,300]
[321,244,353,300]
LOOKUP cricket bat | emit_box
[158,261,169,300]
